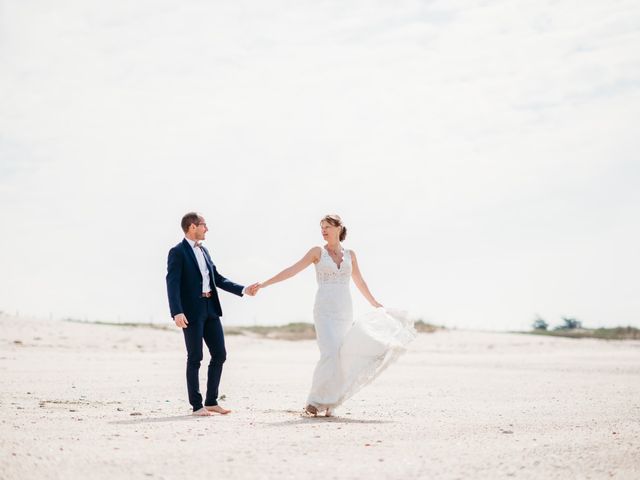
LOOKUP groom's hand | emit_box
[174,314,188,328]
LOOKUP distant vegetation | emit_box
[64,318,441,340]
[527,314,640,340]
[64,318,174,331]
[414,319,441,333]
[64,318,316,340]
[228,319,444,340]
[225,322,317,341]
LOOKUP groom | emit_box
[166,212,258,416]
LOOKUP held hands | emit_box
[245,281,268,296]
[245,282,261,296]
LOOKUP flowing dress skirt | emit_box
[307,283,416,410]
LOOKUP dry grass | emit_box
[414,320,442,333]
[64,318,442,340]
[225,322,317,341]
[525,326,640,340]
[64,318,174,331]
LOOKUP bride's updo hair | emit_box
[321,214,347,242]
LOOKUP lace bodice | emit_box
[315,246,352,286]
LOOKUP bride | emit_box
[257,214,416,416]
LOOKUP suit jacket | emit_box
[166,238,244,320]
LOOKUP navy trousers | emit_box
[182,298,227,411]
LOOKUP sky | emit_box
[1,0,639,331]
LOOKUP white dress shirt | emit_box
[185,238,212,294]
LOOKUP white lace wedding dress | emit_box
[307,247,417,411]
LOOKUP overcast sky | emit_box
[1,0,639,330]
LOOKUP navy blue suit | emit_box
[166,238,244,411]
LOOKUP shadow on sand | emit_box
[109,410,393,426]
[109,415,199,425]
[264,410,395,426]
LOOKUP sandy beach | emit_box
[1,313,639,479]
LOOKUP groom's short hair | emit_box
[181,212,202,233]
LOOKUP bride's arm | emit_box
[259,247,321,289]
[350,250,383,308]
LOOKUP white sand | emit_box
[1,314,639,479]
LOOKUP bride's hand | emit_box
[371,301,383,308]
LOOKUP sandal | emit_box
[304,404,318,416]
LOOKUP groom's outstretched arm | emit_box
[212,265,245,297]
[166,247,184,317]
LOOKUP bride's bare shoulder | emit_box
[309,246,323,263]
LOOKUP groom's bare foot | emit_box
[205,405,231,414]
[304,404,318,416]
[192,407,212,416]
